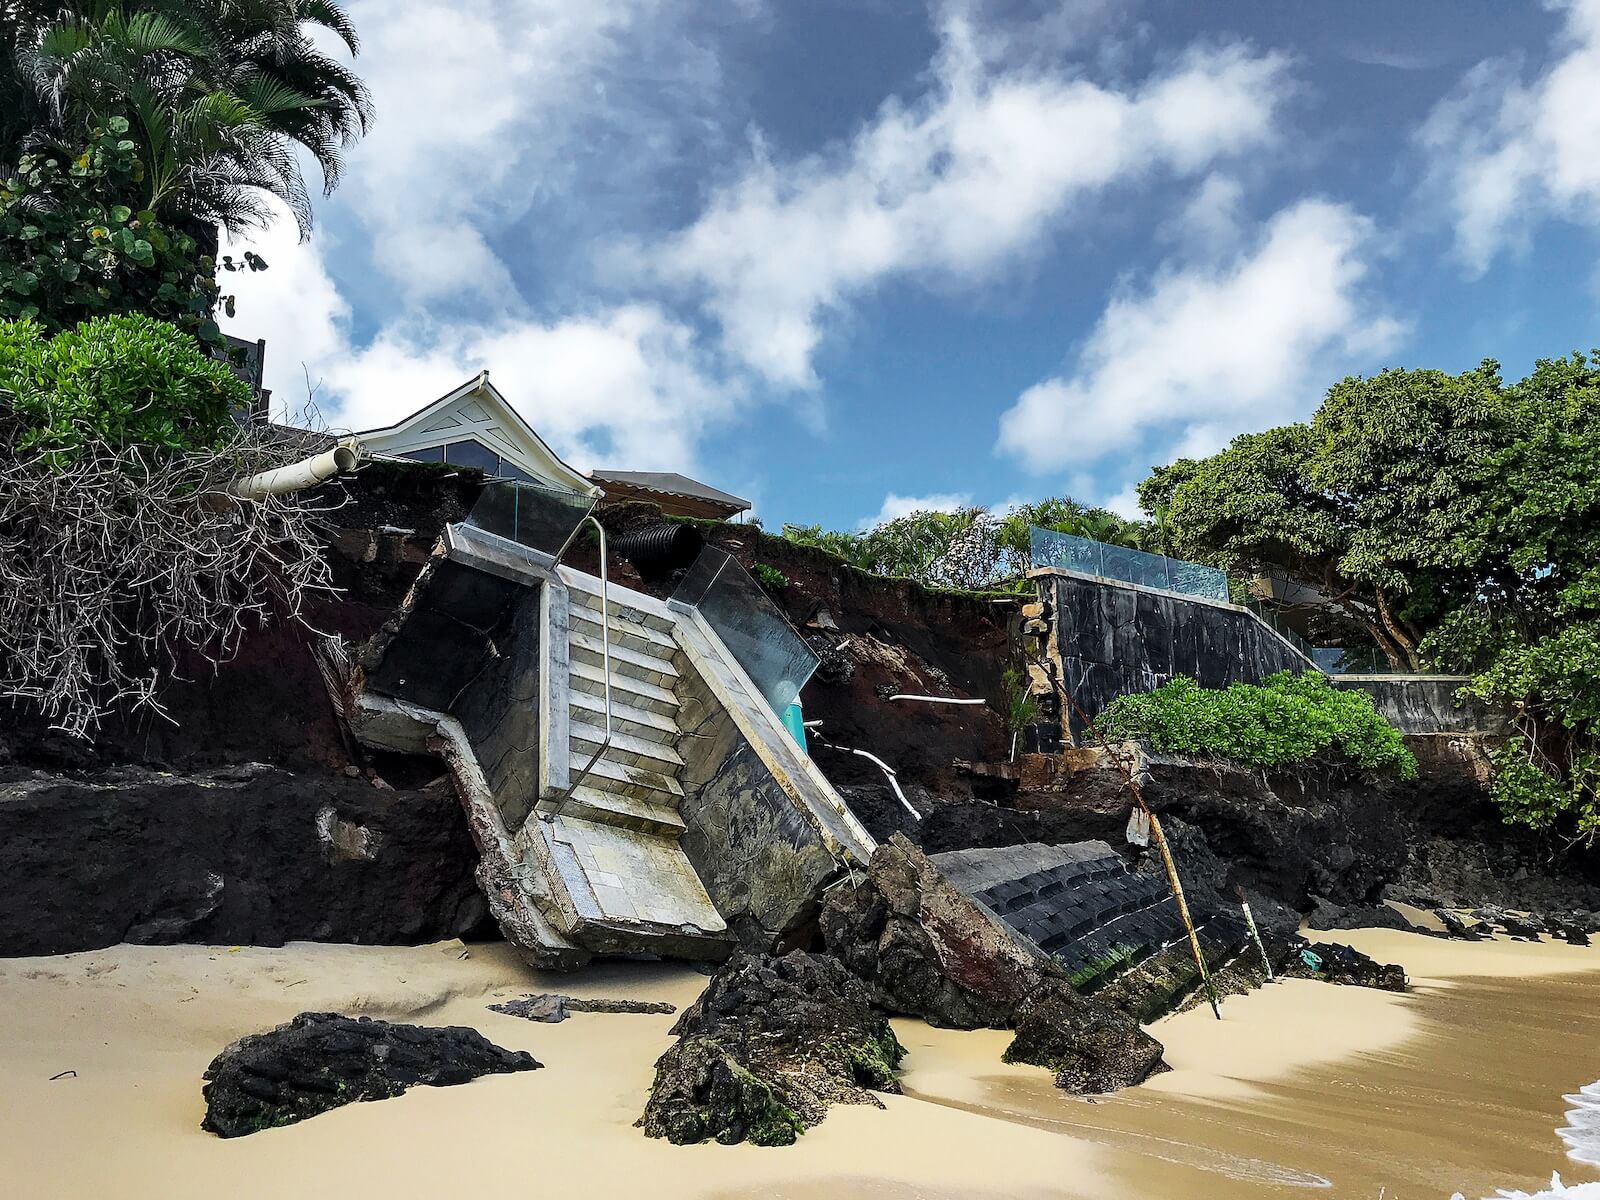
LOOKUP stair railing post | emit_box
[547,514,613,814]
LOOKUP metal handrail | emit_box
[548,514,612,810]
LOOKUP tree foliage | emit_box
[1140,352,1600,841]
[3,0,372,236]
[0,119,263,338]
[781,498,1155,592]
[1095,672,1416,777]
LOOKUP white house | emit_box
[356,371,600,498]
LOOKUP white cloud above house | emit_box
[858,491,975,531]
[631,19,1296,388]
[1418,0,1600,274]
[994,197,1404,474]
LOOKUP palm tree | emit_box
[4,0,370,236]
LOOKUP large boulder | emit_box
[819,833,1165,1093]
[638,952,904,1147]
[201,1012,540,1137]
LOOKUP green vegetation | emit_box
[1,1,370,336]
[780,496,1156,592]
[0,313,247,462]
[3,0,371,237]
[751,562,789,592]
[1094,672,1416,778]
[0,121,261,340]
[1138,353,1600,842]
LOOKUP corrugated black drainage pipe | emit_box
[614,522,705,577]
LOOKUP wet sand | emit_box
[0,930,1595,1199]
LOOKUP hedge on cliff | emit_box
[1095,671,1416,777]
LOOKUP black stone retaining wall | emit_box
[1331,676,1507,736]
[1037,572,1310,738]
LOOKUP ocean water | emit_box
[1560,1080,1600,1169]
[1455,1081,1600,1199]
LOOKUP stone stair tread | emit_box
[569,630,679,680]
[570,659,678,711]
[569,690,678,739]
[569,606,678,655]
[579,754,685,799]
[555,785,687,835]
[565,580,676,633]
[569,719,684,771]
[547,816,726,935]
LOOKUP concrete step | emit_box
[570,658,679,716]
[577,754,684,802]
[565,579,677,634]
[536,816,731,954]
[551,784,687,837]
[569,630,679,689]
[569,690,679,742]
[570,719,684,775]
[569,605,679,659]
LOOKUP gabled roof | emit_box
[587,470,751,513]
[357,372,600,497]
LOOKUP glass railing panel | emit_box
[463,478,596,557]
[1166,559,1230,601]
[1028,527,1103,576]
[674,546,819,716]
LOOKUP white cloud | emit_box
[1418,0,1600,273]
[1101,485,1144,519]
[225,204,732,474]
[995,198,1403,474]
[859,491,974,530]
[634,19,1294,387]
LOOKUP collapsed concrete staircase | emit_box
[346,520,877,971]
[518,568,730,961]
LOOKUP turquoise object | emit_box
[781,701,808,753]
[1298,948,1324,972]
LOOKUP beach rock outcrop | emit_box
[489,994,676,1023]
[201,1012,540,1137]
[0,764,484,956]
[638,951,904,1147]
[818,833,1166,1093]
[1283,939,1408,991]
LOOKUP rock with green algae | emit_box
[637,951,905,1147]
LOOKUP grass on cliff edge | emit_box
[1094,671,1417,777]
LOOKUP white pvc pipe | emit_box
[231,437,362,499]
[887,694,987,705]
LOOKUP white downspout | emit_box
[231,437,363,499]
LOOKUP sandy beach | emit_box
[0,929,1596,1200]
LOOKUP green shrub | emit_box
[1094,671,1416,777]
[0,313,248,462]
[752,563,789,592]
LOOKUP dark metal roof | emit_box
[588,470,751,512]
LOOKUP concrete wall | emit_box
[363,559,542,833]
[1036,570,1311,739]
[1331,676,1507,736]
[673,651,839,947]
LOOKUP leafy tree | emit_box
[1095,671,1416,778]
[0,119,262,337]
[1141,352,1600,842]
[4,0,371,236]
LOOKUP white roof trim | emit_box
[356,373,600,497]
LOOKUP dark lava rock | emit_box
[490,994,676,1023]
[201,1012,540,1137]
[1282,939,1408,991]
[1307,898,1421,933]
[1435,908,1489,941]
[819,833,1166,1094]
[638,951,904,1147]
[0,764,484,956]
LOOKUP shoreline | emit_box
[0,931,1595,1199]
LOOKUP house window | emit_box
[403,445,444,463]
[443,440,500,472]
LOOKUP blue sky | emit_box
[224,0,1600,531]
